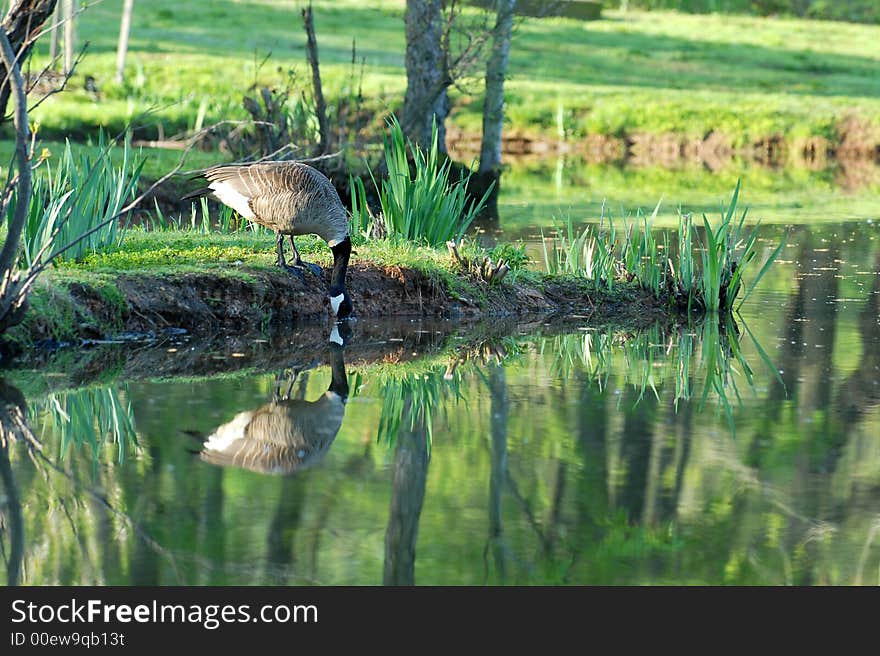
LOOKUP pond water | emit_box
[2,160,879,586]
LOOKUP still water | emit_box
[2,161,879,586]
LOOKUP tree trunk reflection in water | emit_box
[486,363,509,583]
[198,466,225,585]
[125,443,162,585]
[747,239,809,468]
[264,476,307,584]
[0,380,32,586]
[797,244,840,471]
[574,379,607,545]
[0,441,24,586]
[383,397,429,586]
[835,249,880,437]
[643,392,693,528]
[618,387,658,522]
[264,371,309,584]
[89,466,121,584]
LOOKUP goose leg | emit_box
[275,232,307,280]
[274,232,287,267]
[289,236,323,277]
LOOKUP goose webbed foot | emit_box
[297,260,323,278]
[279,261,322,280]
[280,263,307,280]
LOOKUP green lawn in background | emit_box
[17,0,880,146]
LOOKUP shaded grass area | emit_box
[12,1,879,145]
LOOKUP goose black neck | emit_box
[328,343,349,400]
[329,236,351,297]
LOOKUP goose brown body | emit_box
[199,338,349,475]
[203,161,349,247]
[184,160,354,318]
[199,393,346,475]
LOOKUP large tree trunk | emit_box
[114,0,134,84]
[0,0,59,126]
[478,0,515,177]
[402,0,448,153]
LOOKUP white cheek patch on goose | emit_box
[330,294,345,316]
[209,181,255,219]
[329,324,343,345]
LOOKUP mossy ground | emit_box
[3,229,667,351]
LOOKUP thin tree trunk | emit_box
[302,2,329,155]
[487,363,509,583]
[48,2,59,62]
[478,0,515,176]
[402,0,448,153]
[62,0,74,75]
[115,0,134,84]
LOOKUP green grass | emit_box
[11,1,878,147]
[618,0,880,24]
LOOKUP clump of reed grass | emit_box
[668,180,786,314]
[349,116,493,246]
[542,199,667,296]
[542,181,785,315]
[19,133,144,267]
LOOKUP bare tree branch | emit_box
[23,42,86,115]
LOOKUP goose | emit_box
[198,325,350,475]
[183,161,353,319]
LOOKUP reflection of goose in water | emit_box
[199,327,349,475]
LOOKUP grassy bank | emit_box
[2,228,671,349]
[16,1,880,150]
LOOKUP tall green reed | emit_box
[542,199,664,295]
[670,179,786,313]
[19,133,144,266]
[543,181,785,315]
[153,196,243,234]
[349,116,493,245]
